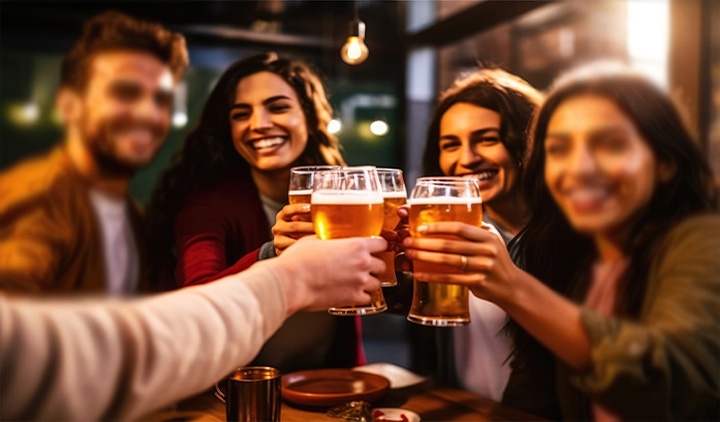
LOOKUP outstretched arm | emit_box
[0,236,387,421]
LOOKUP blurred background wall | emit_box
[2,0,718,201]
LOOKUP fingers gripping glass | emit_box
[375,168,407,287]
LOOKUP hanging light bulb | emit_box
[340,3,369,65]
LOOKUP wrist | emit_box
[260,259,306,317]
[494,267,535,317]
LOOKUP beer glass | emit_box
[289,165,341,205]
[311,166,388,315]
[376,168,407,287]
[407,177,482,326]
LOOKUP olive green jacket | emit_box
[503,214,720,420]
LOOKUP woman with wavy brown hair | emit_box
[407,68,543,401]
[147,52,356,373]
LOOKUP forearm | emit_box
[500,269,592,371]
[0,266,287,421]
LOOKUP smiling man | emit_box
[0,11,188,295]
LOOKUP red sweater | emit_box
[174,179,267,287]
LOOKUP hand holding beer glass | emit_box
[311,167,388,315]
[407,177,482,326]
[376,168,407,287]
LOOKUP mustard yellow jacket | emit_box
[0,146,149,294]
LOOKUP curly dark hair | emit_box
[61,10,188,91]
[507,66,717,382]
[422,67,543,179]
[146,52,345,285]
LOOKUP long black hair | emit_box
[509,66,717,367]
[146,52,345,286]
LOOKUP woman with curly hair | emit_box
[147,52,357,372]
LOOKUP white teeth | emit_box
[252,137,285,149]
[568,187,608,201]
[475,170,498,181]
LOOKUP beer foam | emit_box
[382,191,408,199]
[312,190,384,204]
[289,189,313,195]
[409,196,482,205]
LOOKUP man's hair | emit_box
[60,11,189,91]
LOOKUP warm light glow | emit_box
[369,119,389,136]
[627,0,669,87]
[327,118,342,134]
[8,102,40,126]
[347,38,362,60]
[172,111,188,128]
[341,36,369,65]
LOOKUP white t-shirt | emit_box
[259,193,286,237]
[453,298,512,400]
[88,189,139,295]
[452,213,513,400]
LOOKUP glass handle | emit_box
[214,382,226,403]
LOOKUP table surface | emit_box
[142,380,542,421]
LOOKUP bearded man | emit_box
[0,11,188,295]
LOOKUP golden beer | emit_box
[311,190,387,315]
[382,192,407,230]
[312,191,384,239]
[407,196,482,326]
[288,189,312,205]
[377,192,407,286]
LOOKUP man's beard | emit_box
[82,117,165,178]
[90,139,140,177]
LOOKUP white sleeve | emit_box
[0,264,287,421]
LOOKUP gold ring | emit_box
[460,255,468,271]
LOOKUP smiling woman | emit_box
[146,52,351,373]
[409,67,543,402]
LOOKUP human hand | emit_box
[394,205,411,247]
[272,204,315,255]
[393,205,412,272]
[402,221,519,304]
[273,236,387,314]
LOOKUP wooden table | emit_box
[143,380,541,421]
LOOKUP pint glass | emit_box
[311,167,388,315]
[407,177,482,326]
[376,168,407,287]
[289,165,341,205]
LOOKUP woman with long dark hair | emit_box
[403,66,719,419]
[411,68,542,400]
[147,52,357,373]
